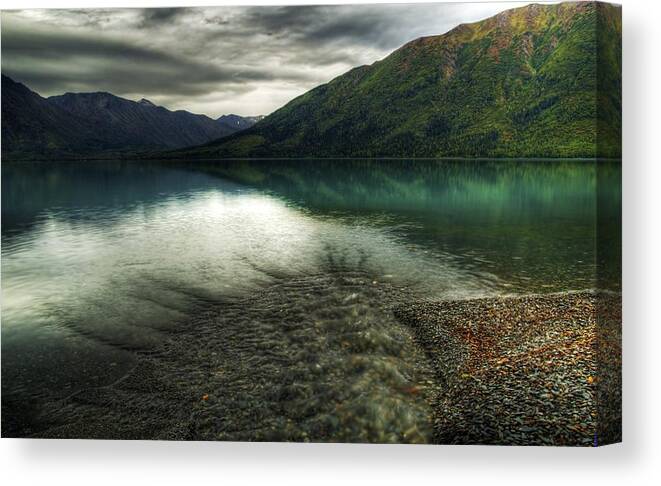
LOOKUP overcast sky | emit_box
[1,2,532,117]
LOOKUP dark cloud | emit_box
[139,7,192,28]
[1,3,523,116]
[3,27,177,65]
[242,5,434,49]
[1,20,321,99]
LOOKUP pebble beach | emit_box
[395,291,622,446]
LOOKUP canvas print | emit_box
[1,1,621,445]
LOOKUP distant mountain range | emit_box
[217,114,265,131]
[2,1,620,161]
[174,1,621,159]
[1,75,262,160]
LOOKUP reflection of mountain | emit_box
[177,2,621,159]
[1,160,234,233]
[211,158,621,292]
[189,158,616,217]
[182,158,622,291]
[1,75,261,160]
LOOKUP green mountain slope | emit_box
[179,1,621,159]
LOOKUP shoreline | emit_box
[3,286,622,445]
[1,156,623,163]
[395,290,622,446]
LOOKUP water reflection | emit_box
[189,158,621,292]
[1,158,621,438]
[2,159,622,339]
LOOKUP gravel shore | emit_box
[9,281,621,445]
[395,291,621,446]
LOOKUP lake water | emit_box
[1,159,621,440]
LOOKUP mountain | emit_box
[177,1,621,159]
[47,91,237,151]
[1,76,260,160]
[1,75,97,160]
[217,114,265,131]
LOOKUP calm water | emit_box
[1,159,621,440]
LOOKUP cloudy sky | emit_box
[1,2,531,117]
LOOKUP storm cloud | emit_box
[1,2,526,117]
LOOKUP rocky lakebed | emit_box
[11,274,621,446]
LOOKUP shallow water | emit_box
[1,159,621,440]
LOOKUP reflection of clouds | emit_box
[1,183,493,350]
[1,2,529,116]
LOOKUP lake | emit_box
[1,159,621,440]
